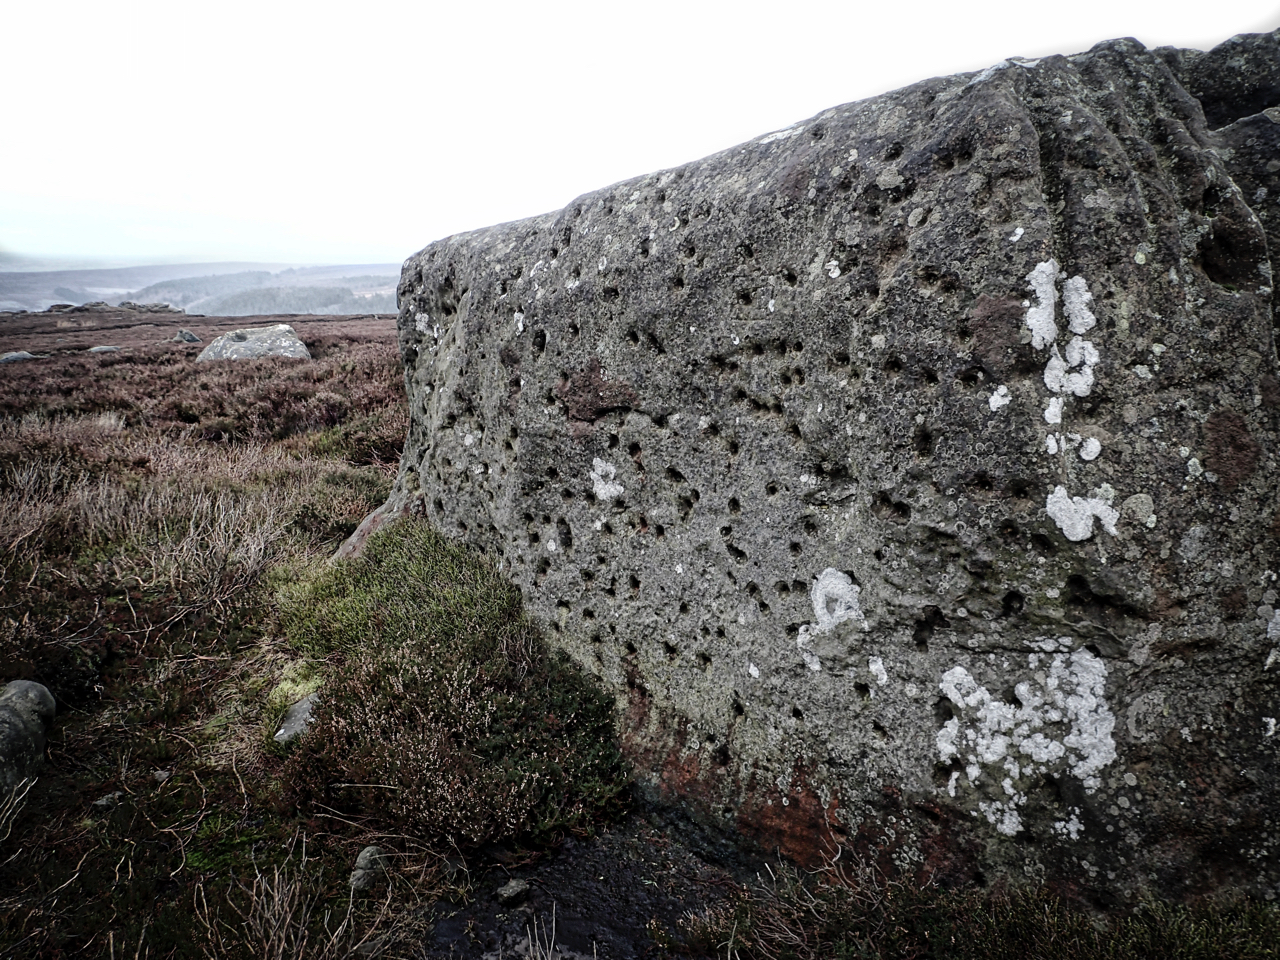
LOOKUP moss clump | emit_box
[281,520,629,847]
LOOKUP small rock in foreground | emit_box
[0,680,56,791]
[0,351,37,363]
[350,845,388,892]
[171,329,202,343]
[273,692,318,743]
[496,878,530,906]
[88,345,120,353]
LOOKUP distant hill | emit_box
[0,262,400,314]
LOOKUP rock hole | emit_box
[732,699,745,717]
[627,329,640,344]
[604,579,617,597]
[629,573,641,592]
[913,425,935,458]
[679,495,694,520]
[737,289,752,306]
[697,651,712,670]
[737,242,755,259]
[810,124,825,140]
[872,720,888,739]
[557,518,573,548]
[884,141,903,160]
[667,466,686,483]
[933,758,964,787]
[663,641,678,659]
[855,683,871,701]
[789,541,801,556]
[671,272,685,290]
[883,357,903,376]
[781,267,798,286]
[997,518,1019,540]
[913,606,949,650]
[712,744,730,766]
[766,482,779,496]
[625,640,638,654]
[679,601,689,614]
[791,706,804,720]
[923,367,939,385]
[955,364,983,386]
[872,492,911,523]
[1002,591,1025,617]
[602,286,620,302]
[532,329,547,354]
[715,626,726,639]
[583,608,595,620]
[728,543,748,563]
[639,238,651,258]
[728,439,740,455]
[803,519,818,535]
[1031,532,1056,554]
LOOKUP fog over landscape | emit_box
[3,0,1277,284]
[0,262,399,315]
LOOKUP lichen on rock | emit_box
[358,28,1280,902]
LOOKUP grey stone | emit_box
[0,351,36,363]
[172,329,202,343]
[495,878,529,906]
[195,323,310,362]
[350,845,388,891]
[0,681,56,791]
[359,29,1280,902]
[88,345,120,354]
[273,692,318,743]
[93,791,124,809]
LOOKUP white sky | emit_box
[3,0,1277,267]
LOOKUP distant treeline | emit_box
[193,287,397,316]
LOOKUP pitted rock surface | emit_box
[196,323,310,361]
[363,30,1280,903]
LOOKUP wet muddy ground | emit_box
[419,810,751,959]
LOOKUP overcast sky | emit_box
[3,0,1277,268]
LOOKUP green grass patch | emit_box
[280,519,630,848]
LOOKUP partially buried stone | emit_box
[0,680,56,791]
[172,329,202,343]
[196,324,310,361]
[0,352,36,363]
[88,345,120,353]
[273,692,317,743]
[350,845,388,892]
[496,878,530,906]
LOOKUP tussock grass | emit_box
[281,520,630,847]
[679,857,1280,960]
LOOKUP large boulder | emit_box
[360,30,1280,902]
[196,323,310,361]
[0,680,56,791]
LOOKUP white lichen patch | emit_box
[868,656,888,686]
[1009,227,1025,243]
[988,385,1011,411]
[1063,276,1097,334]
[1043,336,1099,397]
[793,569,867,672]
[811,568,866,632]
[937,648,1117,836]
[1046,485,1119,541]
[1080,437,1103,461]
[1024,260,1060,349]
[589,458,624,502]
[414,312,432,335]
